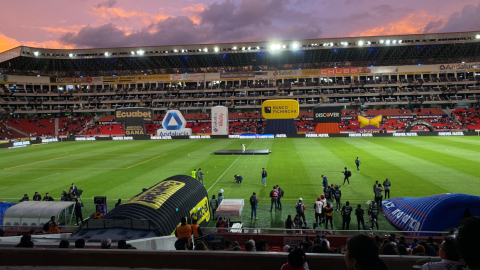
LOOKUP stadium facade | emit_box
[0,31,479,114]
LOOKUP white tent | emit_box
[3,201,76,230]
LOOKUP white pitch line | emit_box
[31,173,60,181]
[207,140,256,192]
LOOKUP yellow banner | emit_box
[103,76,136,83]
[301,69,322,76]
[136,74,170,81]
[123,180,185,209]
[190,197,210,225]
[262,99,299,119]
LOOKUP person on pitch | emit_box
[241,143,246,152]
[261,168,267,187]
[234,174,243,184]
[342,167,351,186]
[355,157,361,172]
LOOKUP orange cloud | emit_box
[354,12,446,37]
[182,4,206,24]
[0,33,21,53]
[91,5,171,25]
[0,32,73,53]
[38,25,87,34]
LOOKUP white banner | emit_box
[170,73,205,81]
[211,106,229,135]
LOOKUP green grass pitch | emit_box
[1,137,480,232]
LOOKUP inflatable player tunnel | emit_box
[104,175,210,236]
[382,193,480,236]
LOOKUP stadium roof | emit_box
[1,31,479,77]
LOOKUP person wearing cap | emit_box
[295,198,306,224]
[101,238,112,249]
[174,217,193,242]
[383,178,391,199]
[314,196,324,226]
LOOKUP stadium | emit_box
[1,26,480,270]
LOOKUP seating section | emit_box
[453,108,480,130]
[364,109,412,116]
[413,108,446,116]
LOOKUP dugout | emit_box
[383,193,480,235]
[71,175,210,241]
[2,201,76,230]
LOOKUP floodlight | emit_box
[358,41,364,46]
[34,51,40,56]
[233,47,237,50]
[330,43,333,46]
[398,40,402,43]
[385,40,391,44]
[292,43,298,49]
[104,52,109,56]
[137,50,145,55]
[366,41,371,45]
[204,48,208,52]
[174,49,178,53]
[131,51,135,55]
[476,34,480,39]
[69,53,73,57]
[242,47,246,50]
[379,40,385,44]
[214,47,219,52]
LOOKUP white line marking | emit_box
[445,148,449,151]
[207,140,256,192]
[31,173,60,181]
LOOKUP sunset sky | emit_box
[0,0,479,53]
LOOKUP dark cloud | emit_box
[58,0,322,48]
[95,0,117,8]
[423,19,444,33]
[436,2,480,33]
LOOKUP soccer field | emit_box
[1,137,480,232]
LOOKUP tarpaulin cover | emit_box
[382,193,480,235]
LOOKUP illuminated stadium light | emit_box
[137,50,145,55]
[247,47,251,50]
[69,53,73,57]
[379,40,385,44]
[398,40,402,43]
[476,34,480,39]
[214,47,219,52]
[131,51,135,55]
[392,40,397,44]
[283,45,286,49]
[104,52,110,56]
[341,42,348,46]
[33,51,40,56]
[366,41,371,45]
[385,40,391,44]
[203,48,208,52]
[292,43,299,49]
[233,47,237,50]
[174,49,178,53]
[358,41,364,46]
[256,46,260,50]
[242,47,246,50]
[270,44,280,51]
